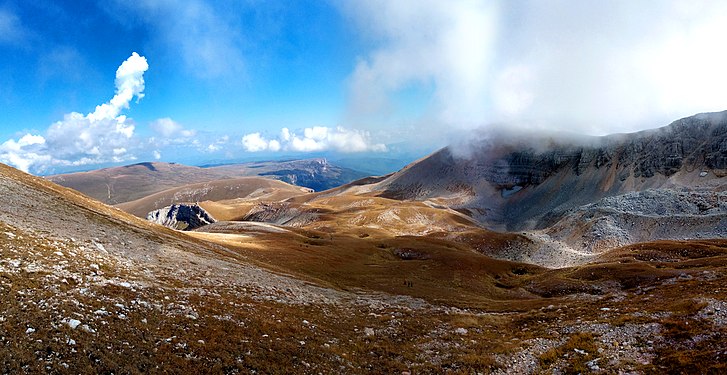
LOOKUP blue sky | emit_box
[3,0,727,174]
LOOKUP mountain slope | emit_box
[290,112,726,266]
[47,158,367,205]
[367,111,727,230]
[116,177,312,218]
[4,149,727,372]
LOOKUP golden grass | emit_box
[5,163,727,372]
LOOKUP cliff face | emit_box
[373,111,727,230]
[481,111,727,187]
[146,204,216,231]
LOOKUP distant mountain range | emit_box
[47,158,367,205]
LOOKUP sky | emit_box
[2,0,727,174]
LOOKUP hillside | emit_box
[3,148,727,373]
[47,158,367,205]
[116,177,312,218]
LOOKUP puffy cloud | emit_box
[88,52,148,122]
[150,118,196,138]
[0,53,148,173]
[267,139,281,152]
[242,127,387,153]
[340,0,727,135]
[0,134,51,173]
[242,132,275,152]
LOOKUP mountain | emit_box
[315,112,726,259]
[47,158,367,205]
[227,158,367,192]
[116,177,312,218]
[3,115,727,373]
[331,155,417,176]
[367,112,727,226]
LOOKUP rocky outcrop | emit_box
[146,204,216,231]
[544,189,727,253]
[373,111,727,230]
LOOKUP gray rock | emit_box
[147,204,216,231]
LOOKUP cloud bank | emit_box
[242,127,387,153]
[341,0,727,135]
[0,53,149,173]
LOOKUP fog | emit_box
[341,0,727,137]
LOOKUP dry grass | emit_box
[5,163,727,373]
[539,332,599,373]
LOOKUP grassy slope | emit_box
[5,163,727,373]
[116,177,310,218]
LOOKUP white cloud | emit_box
[88,52,148,122]
[341,0,498,129]
[0,53,148,173]
[341,0,727,135]
[203,135,230,153]
[0,134,51,173]
[150,118,196,138]
[242,132,275,152]
[242,127,387,153]
[268,139,281,152]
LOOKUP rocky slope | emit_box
[368,111,727,228]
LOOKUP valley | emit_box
[2,112,725,373]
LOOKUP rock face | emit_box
[373,111,727,230]
[147,204,216,231]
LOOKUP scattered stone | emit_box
[64,319,82,329]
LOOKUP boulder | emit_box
[146,204,216,230]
